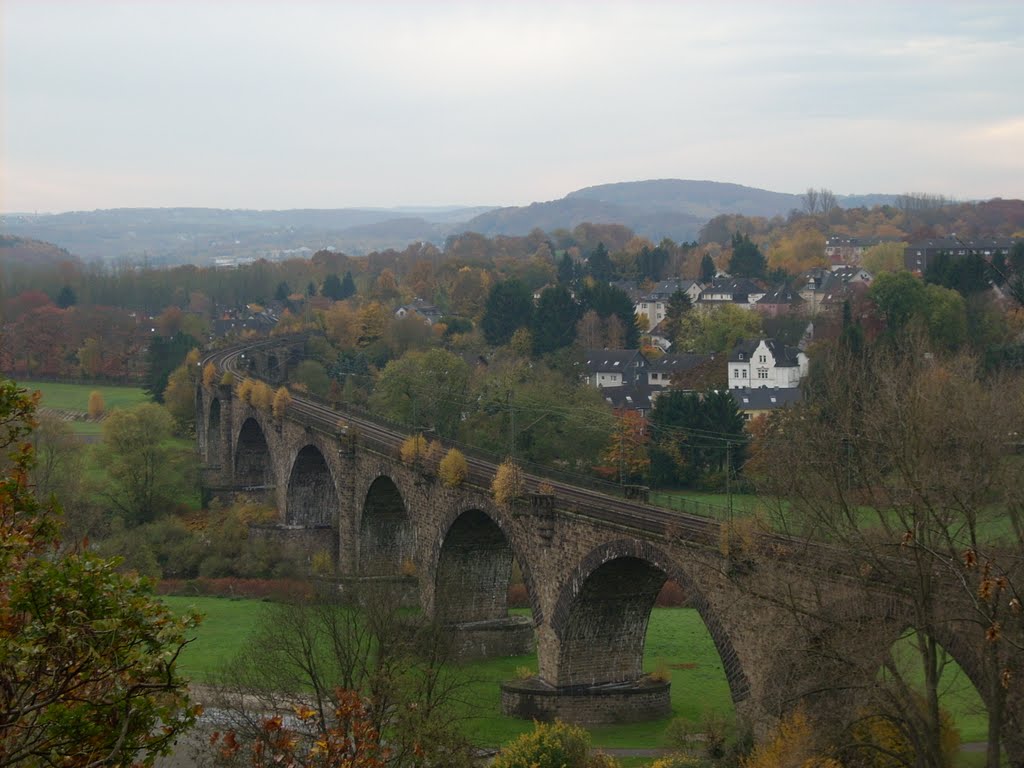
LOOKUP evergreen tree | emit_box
[729,232,766,278]
[56,284,77,308]
[557,252,576,285]
[321,273,344,300]
[663,288,693,341]
[579,282,640,348]
[306,280,316,297]
[586,242,614,283]
[700,253,717,283]
[481,279,534,347]
[274,281,290,301]
[532,285,580,355]
[340,270,357,299]
[143,333,199,403]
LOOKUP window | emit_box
[758,368,769,379]
[733,369,739,378]
[758,354,766,363]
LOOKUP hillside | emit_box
[0,235,81,270]
[1,181,913,264]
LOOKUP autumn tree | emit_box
[211,586,475,768]
[438,448,468,488]
[597,409,650,483]
[492,459,524,504]
[752,341,1024,767]
[87,389,105,419]
[272,386,292,419]
[0,379,199,767]
[675,303,763,355]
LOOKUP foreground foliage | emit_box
[0,378,199,767]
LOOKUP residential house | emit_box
[394,299,443,326]
[696,277,765,310]
[824,236,888,265]
[799,265,873,314]
[585,349,648,388]
[600,383,656,417]
[755,284,806,317]
[635,278,703,329]
[646,353,714,389]
[730,386,803,421]
[903,237,1021,275]
[728,338,807,389]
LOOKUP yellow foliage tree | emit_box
[400,433,428,464]
[741,708,841,768]
[87,390,105,419]
[272,386,292,419]
[438,448,468,488]
[492,720,597,768]
[202,362,218,389]
[492,459,524,505]
[250,382,274,411]
[235,378,254,405]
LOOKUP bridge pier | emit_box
[500,677,671,725]
[444,615,534,659]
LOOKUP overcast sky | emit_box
[3,1,1022,213]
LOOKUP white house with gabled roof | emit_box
[728,338,807,389]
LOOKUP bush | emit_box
[272,386,292,418]
[202,362,218,389]
[492,459,524,505]
[656,580,689,607]
[87,390,105,419]
[741,708,839,768]
[493,720,591,768]
[235,378,254,404]
[250,381,274,410]
[400,433,429,464]
[439,447,469,488]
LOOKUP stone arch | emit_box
[234,416,272,488]
[757,595,1022,761]
[207,397,221,465]
[359,475,414,576]
[285,444,338,527]
[550,539,749,701]
[431,507,539,626]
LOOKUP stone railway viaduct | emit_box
[196,337,1023,759]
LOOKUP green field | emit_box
[16,380,149,436]
[163,596,988,750]
[17,379,149,412]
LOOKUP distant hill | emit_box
[463,180,902,242]
[0,235,81,270]
[0,183,912,264]
[0,207,492,264]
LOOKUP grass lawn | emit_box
[16,379,148,413]
[162,597,988,750]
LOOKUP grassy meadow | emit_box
[17,379,149,436]
[163,596,988,751]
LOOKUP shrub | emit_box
[87,390,105,419]
[741,708,839,768]
[439,447,469,488]
[507,583,529,608]
[235,378,254,404]
[250,381,274,410]
[219,371,234,387]
[310,550,333,576]
[202,362,218,389]
[493,720,591,768]
[537,481,556,496]
[649,756,709,768]
[492,459,524,505]
[846,704,960,768]
[272,386,292,419]
[656,580,689,607]
[400,433,429,464]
